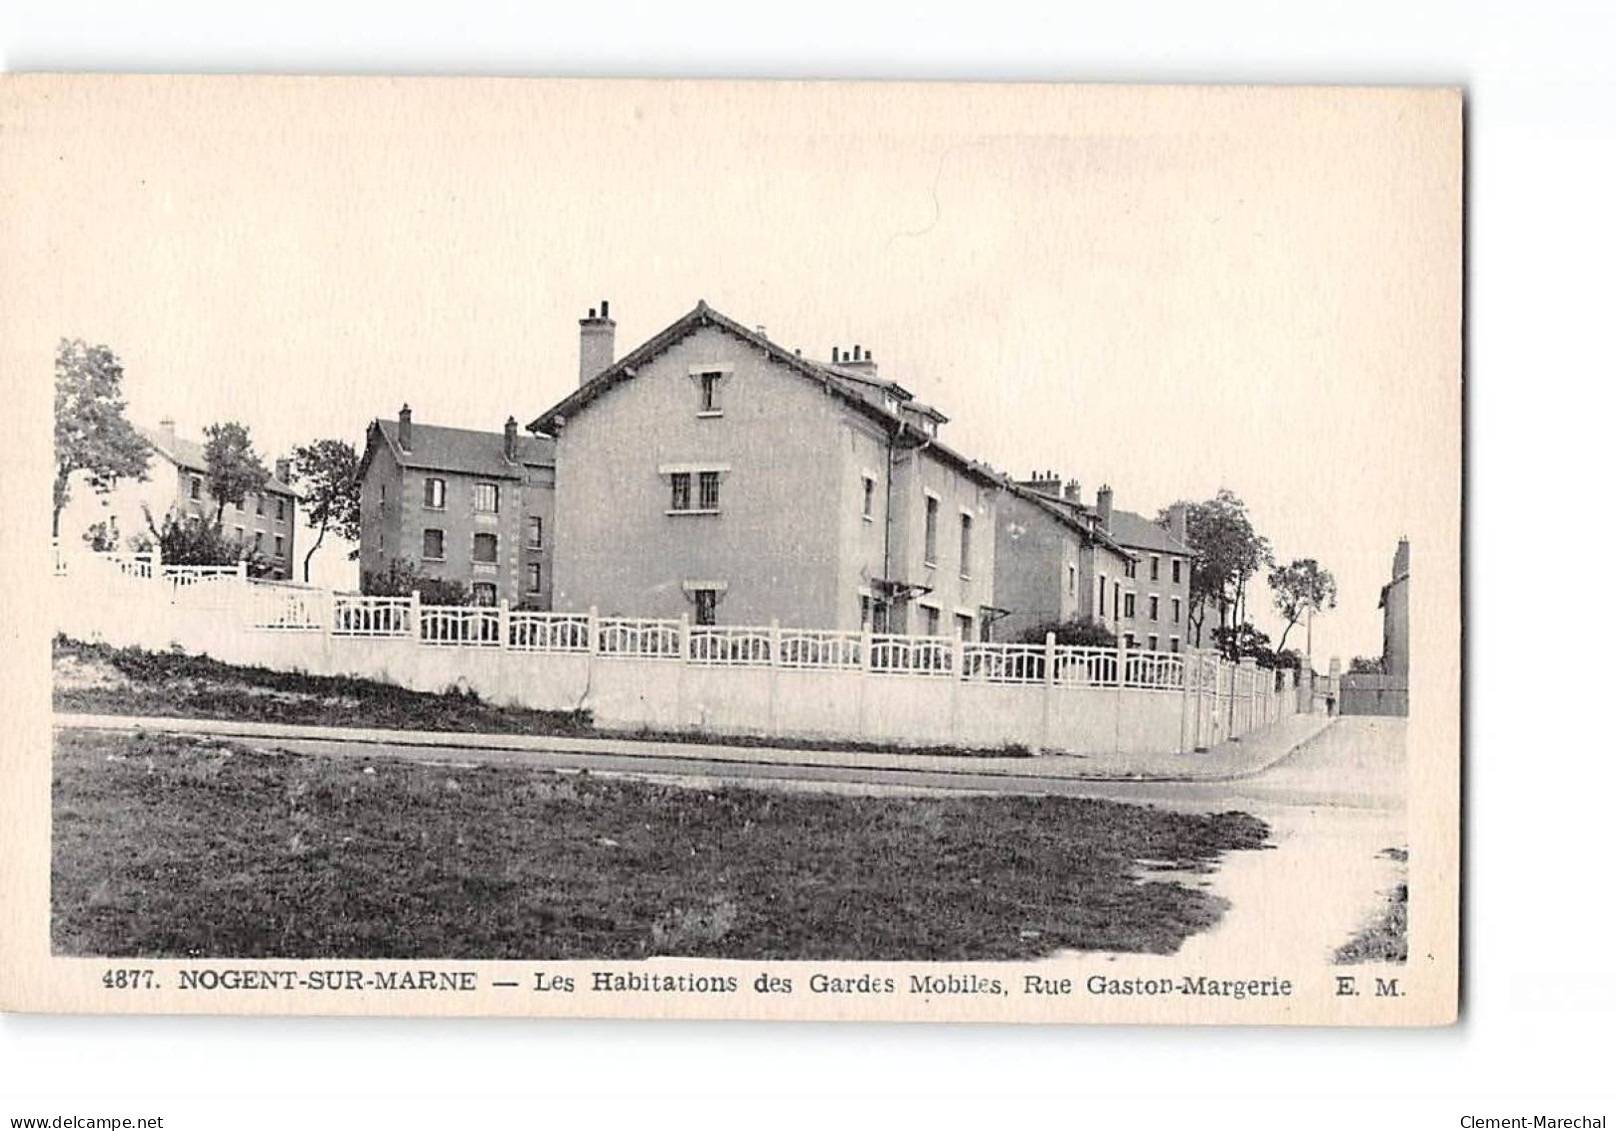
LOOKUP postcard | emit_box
[0,75,1461,1023]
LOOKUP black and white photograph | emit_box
[7,77,1458,1027]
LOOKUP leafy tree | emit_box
[1268,557,1338,656]
[288,439,361,583]
[53,339,150,537]
[146,512,274,577]
[361,557,470,606]
[1349,655,1385,675]
[1016,616,1117,648]
[202,421,270,524]
[1212,622,1274,666]
[1161,489,1273,646]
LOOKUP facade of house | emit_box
[357,410,556,607]
[529,301,1004,635]
[1094,490,1195,652]
[59,420,300,580]
[1380,537,1410,677]
[993,474,1135,643]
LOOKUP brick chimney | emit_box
[838,343,878,376]
[504,416,519,462]
[579,300,615,386]
[1167,502,1188,544]
[1062,479,1081,504]
[274,457,291,485]
[1019,470,1062,497]
[1096,484,1114,530]
[398,404,412,452]
[158,417,176,446]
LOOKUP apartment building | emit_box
[59,419,300,580]
[1094,488,1194,652]
[993,473,1135,643]
[357,410,555,607]
[529,301,1004,635]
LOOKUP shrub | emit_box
[1016,616,1117,648]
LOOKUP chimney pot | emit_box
[600,299,609,318]
[832,346,840,363]
[158,417,176,444]
[398,404,413,451]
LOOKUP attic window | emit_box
[689,364,732,417]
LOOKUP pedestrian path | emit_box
[52,709,1335,784]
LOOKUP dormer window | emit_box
[689,364,731,417]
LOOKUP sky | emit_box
[8,78,1460,663]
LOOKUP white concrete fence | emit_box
[53,544,1306,756]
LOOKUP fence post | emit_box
[1178,649,1191,755]
[857,625,874,741]
[948,631,965,748]
[767,618,782,736]
[1114,634,1128,755]
[320,586,335,676]
[1040,630,1056,754]
[677,613,691,731]
[498,599,510,649]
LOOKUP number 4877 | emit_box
[102,968,156,989]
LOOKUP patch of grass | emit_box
[1334,847,1409,964]
[52,727,1269,960]
[52,636,1041,758]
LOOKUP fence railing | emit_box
[56,549,1298,749]
[332,594,412,637]
[508,611,591,653]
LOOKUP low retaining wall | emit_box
[54,557,1305,757]
[1339,673,1409,717]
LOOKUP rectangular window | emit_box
[1149,595,1160,621]
[255,495,264,516]
[1172,597,1182,624]
[1125,559,1138,579]
[1113,582,1121,620]
[694,589,717,626]
[473,482,499,513]
[190,476,202,500]
[276,498,286,521]
[425,477,446,510]
[862,475,875,521]
[872,601,891,634]
[1172,559,1183,584]
[955,613,973,639]
[670,472,691,511]
[923,496,939,565]
[471,582,497,607]
[1170,636,1181,654]
[238,527,248,545]
[698,372,722,413]
[473,532,498,563]
[923,605,941,635]
[423,529,445,560]
[527,515,543,548]
[698,470,720,511]
[859,593,872,630]
[526,562,542,592]
[1098,575,1108,616]
[1067,564,1077,596]
[274,535,284,558]
[959,513,973,577]
[1148,634,1159,651]
[1150,555,1160,581]
[1125,633,1137,649]
[1124,592,1136,618]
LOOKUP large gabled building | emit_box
[59,419,301,580]
[528,300,1006,635]
[357,410,556,607]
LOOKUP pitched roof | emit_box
[367,418,555,480]
[528,301,1004,490]
[1105,507,1193,556]
[1009,484,1135,559]
[137,426,298,497]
